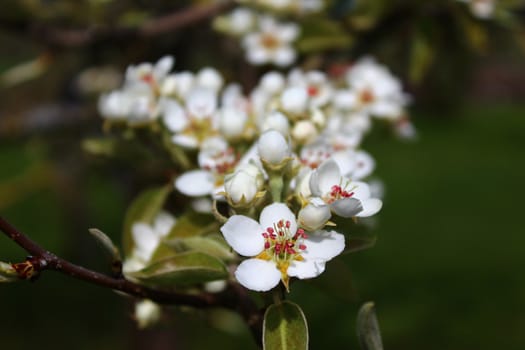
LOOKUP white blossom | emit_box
[220,203,345,291]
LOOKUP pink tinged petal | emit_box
[220,215,264,256]
[310,159,342,196]
[287,259,326,279]
[353,151,375,180]
[259,203,297,238]
[235,259,281,292]
[331,197,362,218]
[175,170,214,196]
[302,230,345,261]
[355,198,382,217]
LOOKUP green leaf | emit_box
[0,262,18,283]
[409,29,434,84]
[88,228,122,274]
[128,252,228,286]
[263,301,308,350]
[166,235,235,261]
[166,211,218,239]
[297,18,353,53]
[357,302,383,350]
[122,185,171,257]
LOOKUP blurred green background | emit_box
[1,1,525,349]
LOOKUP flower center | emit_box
[326,181,355,203]
[359,89,375,104]
[257,219,307,290]
[300,148,332,169]
[203,148,238,175]
[260,34,280,50]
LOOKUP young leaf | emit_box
[88,228,122,275]
[357,302,383,350]
[122,185,171,256]
[263,301,308,350]
[166,211,219,239]
[168,235,235,261]
[128,252,228,286]
[0,262,18,283]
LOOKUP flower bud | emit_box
[225,169,260,204]
[298,199,331,231]
[260,72,285,94]
[257,130,290,165]
[292,120,318,145]
[135,300,161,329]
[204,280,228,293]
[281,87,308,115]
[197,67,224,92]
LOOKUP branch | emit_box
[0,215,263,344]
[2,1,235,48]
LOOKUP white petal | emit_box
[331,197,363,218]
[259,203,297,238]
[220,215,264,256]
[310,159,341,196]
[302,230,345,261]
[175,170,214,196]
[235,259,281,292]
[153,211,176,237]
[355,198,382,217]
[172,134,199,149]
[352,181,371,201]
[353,151,375,180]
[287,259,326,279]
[132,223,158,260]
[162,99,187,132]
[273,47,296,67]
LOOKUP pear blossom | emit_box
[125,56,174,89]
[175,137,238,197]
[309,160,382,218]
[340,57,409,120]
[123,211,176,273]
[220,203,345,291]
[242,16,299,67]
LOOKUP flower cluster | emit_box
[215,8,300,67]
[99,55,412,292]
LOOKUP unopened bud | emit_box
[135,299,161,329]
[257,130,290,165]
[298,199,331,231]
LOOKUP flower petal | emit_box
[310,159,341,196]
[235,259,281,292]
[356,198,382,217]
[175,170,214,196]
[331,197,363,218]
[302,230,345,261]
[220,215,264,256]
[259,203,297,238]
[287,259,326,279]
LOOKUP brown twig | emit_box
[0,215,263,345]
[3,1,235,48]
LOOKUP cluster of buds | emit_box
[98,54,413,293]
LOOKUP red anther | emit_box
[270,233,276,239]
[307,86,319,96]
[264,242,270,249]
[141,74,154,84]
[297,228,305,235]
[275,244,282,253]
[267,227,274,234]
[262,232,268,238]
[299,244,307,250]
[277,220,284,228]
[302,232,308,239]
[285,221,291,228]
